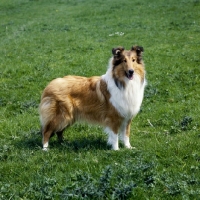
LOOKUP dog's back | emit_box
[40,76,103,129]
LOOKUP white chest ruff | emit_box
[102,73,146,119]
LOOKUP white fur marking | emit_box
[119,120,132,148]
[102,58,146,119]
[123,135,132,149]
[105,127,119,150]
[115,50,120,54]
[43,142,49,151]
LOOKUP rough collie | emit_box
[39,45,146,150]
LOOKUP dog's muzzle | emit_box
[126,69,134,80]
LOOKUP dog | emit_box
[39,45,146,150]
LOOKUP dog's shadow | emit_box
[16,129,109,151]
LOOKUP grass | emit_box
[0,0,200,199]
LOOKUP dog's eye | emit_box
[132,59,135,62]
[124,59,127,63]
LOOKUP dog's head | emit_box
[112,45,144,82]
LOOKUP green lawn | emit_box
[0,0,200,199]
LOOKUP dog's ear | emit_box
[112,46,124,57]
[131,46,144,63]
[131,46,144,55]
[112,47,125,66]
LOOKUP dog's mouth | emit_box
[125,70,134,80]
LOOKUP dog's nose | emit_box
[128,69,134,75]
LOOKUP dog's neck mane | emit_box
[114,77,125,90]
[101,58,146,119]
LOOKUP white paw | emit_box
[42,147,48,151]
[112,145,119,150]
[107,142,119,150]
[125,145,132,149]
[125,145,136,149]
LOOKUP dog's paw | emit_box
[107,143,119,150]
[42,147,49,151]
[125,145,136,150]
[112,146,119,150]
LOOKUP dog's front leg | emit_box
[105,127,119,150]
[120,120,133,149]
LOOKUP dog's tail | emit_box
[39,97,56,130]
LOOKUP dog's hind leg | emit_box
[40,97,74,150]
[42,124,54,151]
[56,130,64,143]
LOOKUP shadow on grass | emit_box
[57,136,109,151]
[14,129,109,151]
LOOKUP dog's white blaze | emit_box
[102,61,146,119]
[105,127,119,150]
